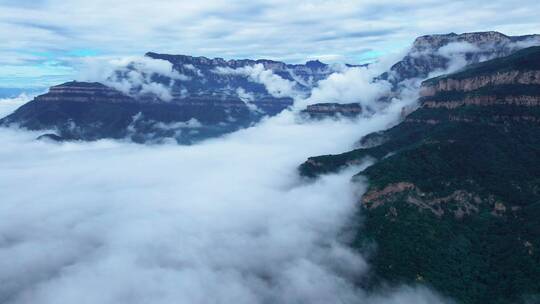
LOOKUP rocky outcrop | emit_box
[421,70,540,96]
[300,103,362,119]
[383,31,540,85]
[414,47,540,116]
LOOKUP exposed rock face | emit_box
[415,47,540,116]
[383,31,540,85]
[299,46,540,304]
[363,182,485,219]
[300,103,362,119]
[421,71,540,96]
[363,182,417,209]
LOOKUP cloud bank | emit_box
[300,66,392,110]
[0,91,449,303]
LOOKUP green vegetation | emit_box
[300,47,540,303]
[357,199,540,304]
[354,117,540,304]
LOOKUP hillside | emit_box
[300,46,540,304]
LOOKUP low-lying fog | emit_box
[0,91,448,304]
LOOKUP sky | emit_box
[1,0,540,89]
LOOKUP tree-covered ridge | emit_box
[299,46,540,303]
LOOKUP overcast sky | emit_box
[1,0,540,88]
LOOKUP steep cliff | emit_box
[300,46,540,304]
[383,31,540,86]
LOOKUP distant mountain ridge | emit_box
[145,52,331,78]
[139,52,337,101]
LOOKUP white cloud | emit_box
[432,42,481,74]
[299,66,392,110]
[0,93,36,117]
[437,42,480,57]
[183,64,204,77]
[235,87,260,112]
[214,64,301,99]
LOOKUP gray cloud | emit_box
[313,29,401,42]
[1,0,540,76]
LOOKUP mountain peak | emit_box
[305,60,325,69]
[412,31,514,50]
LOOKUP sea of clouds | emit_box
[0,87,450,303]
